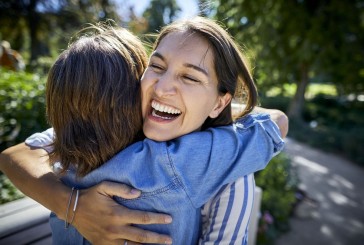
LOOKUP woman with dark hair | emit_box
[1,17,288,244]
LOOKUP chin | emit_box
[144,131,172,142]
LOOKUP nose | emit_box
[154,72,177,97]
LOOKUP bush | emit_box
[0,68,49,203]
[290,95,364,166]
[0,174,24,204]
[0,68,49,152]
[259,96,290,112]
[27,56,55,76]
[261,94,364,166]
[255,153,298,245]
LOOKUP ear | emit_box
[209,93,232,118]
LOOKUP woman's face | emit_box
[141,31,231,141]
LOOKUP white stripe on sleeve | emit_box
[199,174,255,245]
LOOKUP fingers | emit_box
[124,241,141,245]
[117,240,142,245]
[98,181,141,199]
[122,208,173,225]
[120,227,172,244]
[76,181,173,244]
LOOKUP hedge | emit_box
[0,68,48,152]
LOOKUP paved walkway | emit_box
[276,138,364,245]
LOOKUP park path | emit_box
[275,138,364,245]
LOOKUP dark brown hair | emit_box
[155,17,258,129]
[46,25,147,176]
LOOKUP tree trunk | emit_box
[288,63,310,121]
[27,0,49,62]
[26,0,37,62]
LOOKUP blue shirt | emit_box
[26,113,284,245]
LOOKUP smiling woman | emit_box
[141,31,231,141]
[0,17,287,245]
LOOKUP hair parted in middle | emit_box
[46,24,148,176]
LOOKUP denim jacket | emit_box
[26,113,284,245]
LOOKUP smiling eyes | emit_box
[183,75,200,83]
[148,62,202,84]
[149,63,164,72]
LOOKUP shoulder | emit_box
[234,113,272,129]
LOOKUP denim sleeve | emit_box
[167,113,284,208]
[23,114,284,209]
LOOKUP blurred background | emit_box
[0,0,363,244]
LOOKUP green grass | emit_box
[266,83,337,98]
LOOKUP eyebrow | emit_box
[184,63,208,76]
[151,52,165,61]
[151,51,209,76]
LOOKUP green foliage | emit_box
[0,68,48,203]
[266,83,337,98]
[208,0,364,120]
[255,153,298,245]
[0,68,48,152]
[304,94,364,129]
[142,0,181,33]
[259,96,291,113]
[260,94,364,166]
[28,56,56,76]
[0,173,24,204]
[0,0,121,63]
[291,95,364,165]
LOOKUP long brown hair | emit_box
[47,25,147,176]
[155,17,258,129]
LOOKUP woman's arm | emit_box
[199,175,255,244]
[234,104,289,138]
[199,108,287,244]
[252,107,289,138]
[0,143,172,244]
[0,143,67,214]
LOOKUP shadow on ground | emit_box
[276,138,364,245]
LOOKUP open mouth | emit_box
[150,100,181,120]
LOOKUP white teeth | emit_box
[151,100,181,114]
[152,110,174,119]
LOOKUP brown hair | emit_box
[154,16,258,129]
[46,25,148,176]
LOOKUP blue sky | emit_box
[117,0,199,19]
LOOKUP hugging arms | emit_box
[1,112,287,244]
[0,17,288,244]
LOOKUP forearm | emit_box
[1,143,173,244]
[0,143,70,219]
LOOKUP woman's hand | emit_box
[71,181,173,244]
[1,143,172,244]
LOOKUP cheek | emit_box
[184,92,215,120]
[140,75,154,100]
[141,70,154,89]
[140,83,150,115]
[140,77,149,94]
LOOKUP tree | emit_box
[208,0,364,120]
[0,0,54,61]
[127,6,148,35]
[0,0,122,63]
[142,0,181,33]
